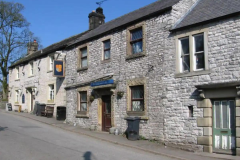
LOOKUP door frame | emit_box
[212,98,236,155]
[101,95,112,132]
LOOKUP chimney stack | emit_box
[27,40,38,55]
[88,7,105,30]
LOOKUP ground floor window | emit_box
[49,84,54,102]
[79,91,87,112]
[131,85,144,111]
[15,90,19,103]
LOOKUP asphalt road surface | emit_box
[0,112,176,160]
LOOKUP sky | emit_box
[6,0,157,48]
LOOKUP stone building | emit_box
[8,0,240,156]
[8,33,86,116]
[63,0,240,155]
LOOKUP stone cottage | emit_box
[8,0,240,156]
[8,32,86,116]
[63,0,240,155]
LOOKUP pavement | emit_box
[1,109,239,160]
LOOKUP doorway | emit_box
[213,100,236,154]
[102,95,111,132]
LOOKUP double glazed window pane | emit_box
[131,28,143,54]
[131,86,144,112]
[180,38,190,71]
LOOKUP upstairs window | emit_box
[29,62,34,76]
[15,90,19,103]
[103,40,111,60]
[80,47,88,68]
[16,67,19,79]
[130,28,143,54]
[49,85,54,101]
[193,34,205,70]
[180,37,190,72]
[49,55,54,71]
[176,30,208,75]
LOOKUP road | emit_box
[0,112,175,160]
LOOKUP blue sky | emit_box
[7,0,157,48]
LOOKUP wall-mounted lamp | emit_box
[38,67,40,71]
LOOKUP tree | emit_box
[0,1,40,99]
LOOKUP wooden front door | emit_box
[102,95,111,132]
[213,100,236,154]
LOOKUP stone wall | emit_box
[65,0,202,152]
[8,53,66,116]
[162,13,240,151]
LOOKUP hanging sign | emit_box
[53,60,65,77]
[90,79,114,87]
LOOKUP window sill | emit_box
[125,52,146,60]
[124,114,148,120]
[46,103,55,105]
[47,100,54,103]
[77,67,88,72]
[15,79,20,81]
[47,70,53,73]
[175,70,211,78]
[101,59,111,64]
[28,75,35,78]
[76,111,89,118]
[127,111,145,116]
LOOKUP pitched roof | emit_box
[67,0,180,47]
[9,0,180,68]
[9,31,89,68]
[173,0,240,31]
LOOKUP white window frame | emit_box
[176,28,209,75]
[49,84,54,101]
[49,55,54,71]
[16,67,19,79]
[29,62,34,76]
[15,90,19,103]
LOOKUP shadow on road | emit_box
[83,151,97,160]
[0,126,8,132]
